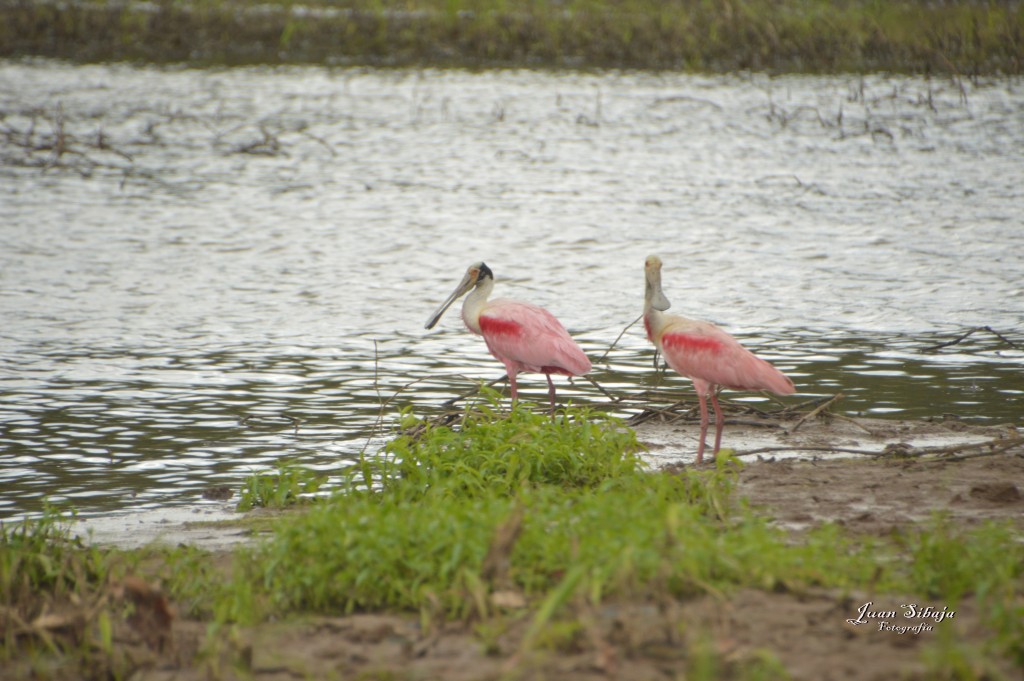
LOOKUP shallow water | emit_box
[1,62,1022,521]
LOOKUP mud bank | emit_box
[637,413,1019,466]
[138,583,1014,681]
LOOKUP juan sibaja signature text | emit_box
[846,601,955,634]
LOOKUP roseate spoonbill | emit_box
[643,255,795,463]
[425,262,592,411]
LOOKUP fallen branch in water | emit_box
[375,374,499,444]
[923,325,1022,352]
[732,445,879,458]
[830,412,878,435]
[582,375,620,403]
[624,400,692,427]
[732,432,1022,461]
[441,375,508,409]
[789,392,843,433]
[911,432,1023,462]
[2,103,137,179]
[594,314,643,364]
[725,417,790,430]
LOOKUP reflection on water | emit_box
[0,62,1021,521]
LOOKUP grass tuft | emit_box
[236,461,327,512]
[355,389,647,498]
[0,507,99,605]
[1,507,120,674]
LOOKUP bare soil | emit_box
[643,413,1024,534]
[139,583,1009,681]
[737,444,1024,536]
[12,419,1024,681]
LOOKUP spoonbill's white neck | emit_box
[461,276,494,335]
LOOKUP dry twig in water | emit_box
[733,432,1021,461]
[923,325,1022,352]
[789,392,843,433]
[595,313,642,364]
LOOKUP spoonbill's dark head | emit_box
[425,262,494,330]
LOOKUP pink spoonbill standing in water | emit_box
[425,262,592,412]
[643,255,795,463]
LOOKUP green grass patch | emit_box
[0,507,105,609]
[241,473,892,620]
[0,507,125,674]
[897,517,1024,668]
[354,393,648,498]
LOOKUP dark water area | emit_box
[1,62,1021,521]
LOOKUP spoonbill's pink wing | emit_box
[478,299,591,376]
[660,318,794,395]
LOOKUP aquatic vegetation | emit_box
[1,0,1021,73]
[236,460,327,511]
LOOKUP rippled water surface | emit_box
[1,62,1022,521]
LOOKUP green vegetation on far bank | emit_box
[2,398,1023,679]
[2,0,1022,74]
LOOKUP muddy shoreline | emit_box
[23,418,1024,680]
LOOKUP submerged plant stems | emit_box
[2,0,1022,73]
